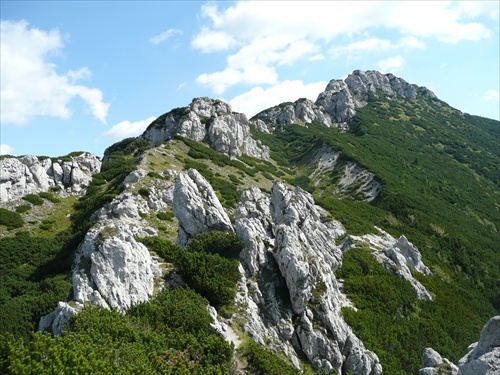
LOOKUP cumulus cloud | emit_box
[0,144,15,156]
[192,1,492,93]
[150,28,182,44]
[483,89,500,101]
[229,80,327,117]
[0,20,109,125]
[103,116,156,141]
[377,55,405,73]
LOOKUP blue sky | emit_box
[1,1,499,158]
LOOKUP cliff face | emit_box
[0,152,101,203]
[140,97,270,160]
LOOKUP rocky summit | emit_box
[1,70,498,375]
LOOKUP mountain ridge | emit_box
[0,69,498,375]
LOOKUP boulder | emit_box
[172,168,233,245]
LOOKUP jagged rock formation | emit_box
[347,227,433,300]
[172,168,234,246]
[0,152,101,203]
[418,347,459,375]
[235,182,382,374]
[253,99,332,127]
[457,316,500,375]
[140,97,269,160]
[308,143,381,202]
[419,316,500,375]
[40,169,177,335]
[254,70,437,130]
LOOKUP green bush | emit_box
[239,340,300,375]
[15,205,31,214]
[156,211,175,221]
[0,208,24,229]
[23,194,44,206]
[39,192,61,203]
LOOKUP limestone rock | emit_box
[172,168,233,245]
[316,80,356,128]
[253,99,331,128]
[423,347,444,368]
[349,227,433,300]
[0,152,101,203]
[38,302,78,336]
[234,182,382,374]
[308,143,381,202]
[141,97,269,160]
[72,224,157,311]
[458,316,500,375]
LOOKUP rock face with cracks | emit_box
[235,181,382,374]
[140,97,269,160]
[172,168,233,246]
[0,152,101,203]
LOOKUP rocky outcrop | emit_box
[172,168,233,245]
[0,152,101,203]
[235,182,382,374]
[253,99,331,128]
[418,317,500,375]
[418,347,459,375]
[40,168,177,335]
[458,316,500,375]
[348,227,433,300]
[141,97,269,160]
[254,70,437,131]
[308,143,381,202]
[38,302,78,335]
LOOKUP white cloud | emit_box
[483,89,500,101]
[229,80,327,117]
[150,28,182,44]
[0,20,109,125]
[177,82,187,90]
[0,144,15,156]
[103,116,156,141]
[192,1,491,93]
[191,27,237,52]
[377,55,405,73]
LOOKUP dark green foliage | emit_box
[138,187,151,198]
[337,248,495,374]
[15,205,31,214]
[156,211,175,221]
[239,340,301,375]
[0,208,24,229]
[0,232,71,340]
[38,192,61,203]
[141,233,242,311]
[187,231,245,259]
[1,287,232,374]
[49,185,62,192]
[22,194,43,206]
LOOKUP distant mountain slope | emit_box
[1,70,498,375]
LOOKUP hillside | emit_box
[1,70,498,375]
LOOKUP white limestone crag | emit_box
[0,152,101,203]
[172,168,234,246]
[458,316,500,375]
[253,99,331,128]
[234,182,382,374]
[39,169,178,335]
[418,315,500,375]
[254,70,438,131]
[349,227,433,300]
[38,302,78,336]
[140,97,269,160]
[308,143,381,202]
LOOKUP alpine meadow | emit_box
[1,70,499,375]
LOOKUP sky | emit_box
[1,1,499,158]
